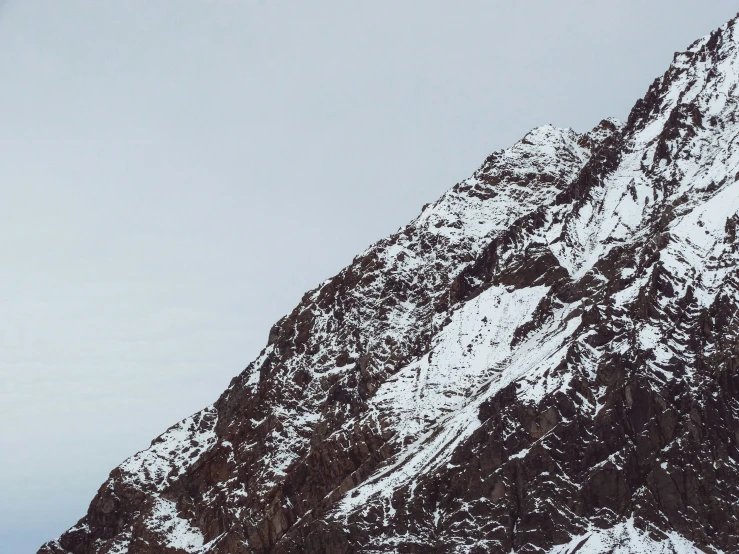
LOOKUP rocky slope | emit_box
[40,14,739,554]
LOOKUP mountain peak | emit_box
[628,14,739,137]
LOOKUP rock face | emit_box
[40,15,739,554]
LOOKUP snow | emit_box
[547,518,723,554]
[548,17,739,284]
[337,284,583,517]
[118,405,218,491]
[325,21,739,550]
[146,498,205,552]
[103,530,132,554]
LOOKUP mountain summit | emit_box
[41,15,739,554]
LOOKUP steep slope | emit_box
[40,14,739,554]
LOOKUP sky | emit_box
[1,1,737,552]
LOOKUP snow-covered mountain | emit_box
[40,14,739,554]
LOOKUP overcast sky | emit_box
[2,2,737,552]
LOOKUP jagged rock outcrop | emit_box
[40,14,739,554]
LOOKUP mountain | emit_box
[40,14,739,554]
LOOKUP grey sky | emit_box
[1,2,736,551]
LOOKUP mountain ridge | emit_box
[40,13,739,554]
